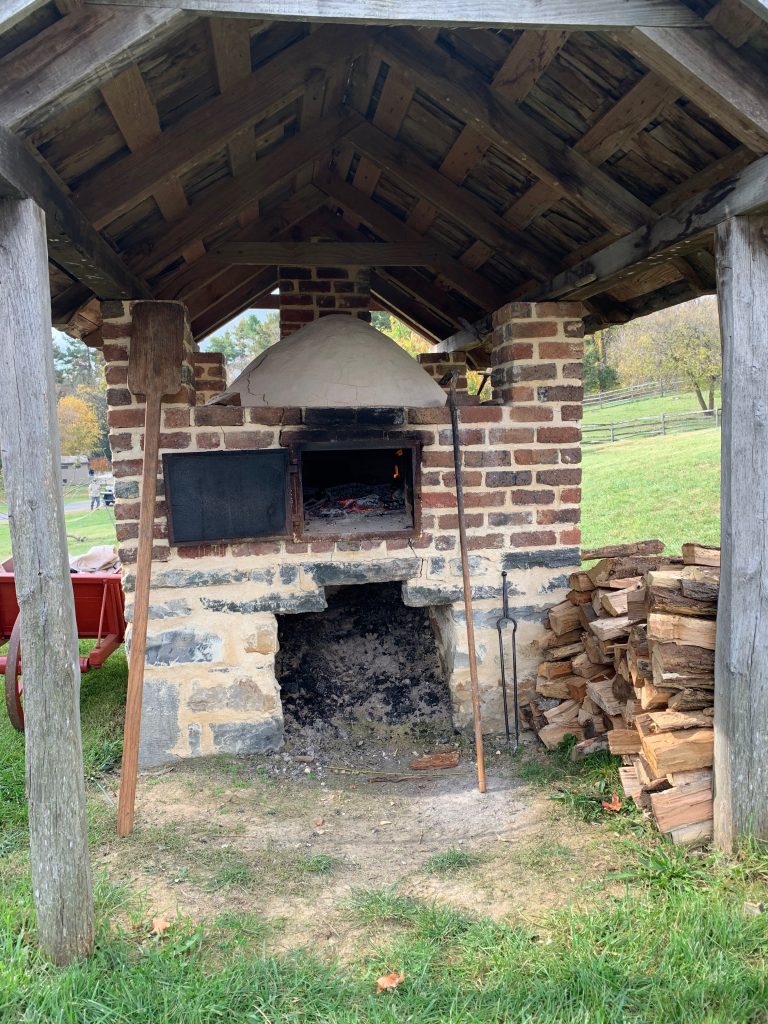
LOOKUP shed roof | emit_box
[1,0,767,355]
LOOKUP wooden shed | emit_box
[0,0,766,853]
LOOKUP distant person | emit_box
[88,478,101,511]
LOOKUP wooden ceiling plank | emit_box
[206,241,463,265]
[209,18,261,194]
[618,26,768,152]
[734,0,768,28]
[0,124,150,299]
[80,0,703,29]
[373,28,655,235]
[530,150,768,302]
[351,66,415,201]
[369,273,450,342]
[314,168,505,310]
[0,5,189,132]
[293,66,331,191]
[100,66,204,263]
[74,24,367,228]
[350,119,558,279]
[132,110,361,277]
[191,267,277,341]
[706,0,764,47]
[0,1,48,36]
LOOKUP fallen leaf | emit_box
[601,793,623,813]
[409,751,459,770]
[150,915,171,936]
[376,970,405,993]
[313,817,324,827]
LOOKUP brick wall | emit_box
[104,298,584,766]
[193,352,227,404]
[278,266,371,337]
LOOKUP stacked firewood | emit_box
[522,539,720,844]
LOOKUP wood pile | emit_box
[522,540,720,845]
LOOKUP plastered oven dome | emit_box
[211,315,448,408]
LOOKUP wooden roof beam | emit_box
[207,241,480,265]
[369,273,452,343]
[616,25,768,152]
[0,5,189,132]
[0,125,150,300]
[129,109,361,278]
[74,24,367,228]
[530,152,768,303]
[81,0,702,29]
[372,28,655,236]
[0,1,47,36]
[315,169,505,311]
[191,267,277,340]
[737,0,768,26]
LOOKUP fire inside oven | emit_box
[299,443,417,537]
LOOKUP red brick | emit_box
[486,470,532,487]
[438,428,485,446]
[224,430,273,449]
[109,432,133,453]
[493,302,533,325]
[197,432,221,449]
[407,407,452,424]
[560,447,581,464]
[194,352,225,366]
[464,450,511,467]
[164,408,190,428]
[102,343,129,362]
[535,302,585,318]
[422,471,442,487]
[386,538,411,550]
[422,493,457,508]
[562,362,584,380]
[231,542,281,556]
[467,534,504,549]
[536,468,581,486]
[488,511,532,527]
[410,533,434,550]
[537,508,581,525]
[115,522,138,542]
[464,492,506,508]
[538,341,583,359]
[489,428,535,445]
[561,404,583,421]
[194,406,244,427]
[560,527,582,545]
[113,459,144,478]
[459,405,504,422]
[142,432,190,451]
[434,535,456,550]
[507,363,558,382]
[492,342,534,365]
[310,540,335,553]
[505,405,553,422]
[564,320,586,338]
[442,471,482,487]
[105,365,128,385]
[504,320,557,339]
[177,543,228,558]
[119,544,170,564]
[536,385,584,403]
[247,408,285,425]
[514,448,558,465]
[438,513,484,529]
[561,487,582,503]
[510,385,535,403]
[510,489,555,506]
[537,427,582,443]
[102,323,132,341]
[422,452,454,468]
[509,530,557,548]
[107,387,132,407]
[285,542,309,554]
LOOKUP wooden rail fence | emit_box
[584,379,687,408]
[583,407,721,445]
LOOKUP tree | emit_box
[53,333,110,457]
[583,334,619,393]
[207,311,280,382]
[610,297,721,410]
[57,395,100,456]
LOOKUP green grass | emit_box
[583,388,721,424]
[0,505,117,561]
[423,848,481,875]
[581,429,720,555]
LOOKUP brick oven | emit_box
[103,282,585,766]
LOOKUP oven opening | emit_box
[300,445,416,537]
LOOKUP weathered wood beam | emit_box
[706,0,764,47]
[734,0,768,26]
[74,25,367,228]
[713,212,768,850]
[0,1,47,36]
[191,267,277,340]
[618,26,768,152]
[314,169,505,310]
[208,17,261,183]
[0,196,94,964]
[372,28,654,235]
[0,125,150,299]
[131,110,360,278]
[207,240,470,265]
[433,315,493,354]
[82,0,702,28]
[349,120,558,279]
[369,273,450,342]
[530,152,768,302]
[0,6,189,132]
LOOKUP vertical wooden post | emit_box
[713,213,768,851]
[0,198,94,961]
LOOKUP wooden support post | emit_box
[713,213,768,851]
[0,198,94,961]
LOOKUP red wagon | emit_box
[0,571,126,731]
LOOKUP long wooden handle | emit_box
[448,388,486,794]
[117,392,162,836]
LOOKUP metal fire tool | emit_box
[439,369,486,793]
[496,571,520,751]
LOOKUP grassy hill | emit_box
[583,388,721,424]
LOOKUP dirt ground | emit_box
[96,726,625,957]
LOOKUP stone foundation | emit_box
[103,298,585,765]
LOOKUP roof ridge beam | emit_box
[0,5,189,132]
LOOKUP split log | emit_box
[583,632,613,665]
[589,615,631,642]
[548,600,582,636]
[538,723,585,750]
[619,765,643,805]
[681,543,720,567]
[587,554,682,587]
[667,688,715,711]
[578,604,598,629]
[543,699,580,725]
[582,540,665,560]
[535,628,582,651]
[667,819,713,845]
[568,589,595,606]
[639,681,673,710]
[586,677,624,717]
[642,727,714,775]
[538,660,573,680]
[646,570,717,618]
[647,612,717,650]
[568,571,595,592]
[572,651,611,679]
[608,729,642,755]
[680,565,720,603]
[650,779,713,833]
[667,768,713,787]
[571,737,609,760]
[535,677,573,699]
[647,710,714,732]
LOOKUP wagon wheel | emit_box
[4,618,24,731]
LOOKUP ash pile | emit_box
[303,482,405,525]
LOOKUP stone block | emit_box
[244,619,279,654]
[201,591,326,614]
[145,628,224,665]
[138,679,181,766]
[125,598,192,622]
[210,718,283,755]
[501,548,580,571]
[186,677,279,714]
[306,558,420,586]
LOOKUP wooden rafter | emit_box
[0,124,150,300]
[207,241,485,265]
[0,1,48,35]
[370,273,452,342]
[73,24,367,228]
[617,26,768,152]
[81,0,702,29]
[706,0,765,46]
[314,169,504,310]
[0,5,188,132]
[130,109,361,278]
[372,28,655,235]
[191,267,277,340]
